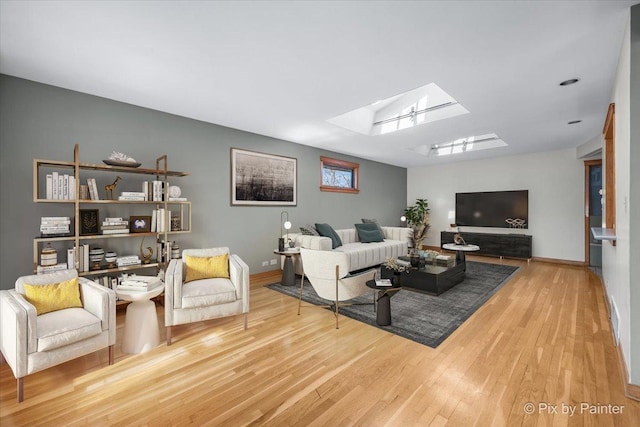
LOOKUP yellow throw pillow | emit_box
[23,277,82,315]
[184,254,230,282]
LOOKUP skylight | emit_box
[411,133,507,157]
[327,83,468,136]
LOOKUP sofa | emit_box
[284,226,411,275]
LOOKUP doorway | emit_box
[585,160,602,268]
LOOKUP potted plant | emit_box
[404,198,431,254]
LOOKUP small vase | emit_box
[392,272,401,286]
[410,255,420,268]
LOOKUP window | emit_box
[320,156,359,194]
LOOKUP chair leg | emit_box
[166,326,173,346]
[297,272,305,315]
[109,345,115,365]
[17,378,23,403]
[335,265,340,329]
[244,313,248,330]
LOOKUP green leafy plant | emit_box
[404,198,430,251]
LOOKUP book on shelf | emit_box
[62,174,69,199]
[69,176,75,200]
[37,263,68,274]
[58,175,63,200]
[52,171,59,199]
[151,210,157,232]
[120,192,145,197]
[67,248,75,269]
[41,216,70,222]
[46,174,53,199]
[117,260,142,267]
[168,197,187,202]
[118,196,145,201]
[102,229,130,235]
[83,243,89,273]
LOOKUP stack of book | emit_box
[40,216,71,237]
[102,217,129,235]
[37,263,68,274]
[436,254,454,267]
[116,275,162,291]
[118,191,146,201]
[116,255,141,267]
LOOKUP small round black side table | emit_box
[366,280,401,326]
[273,248,300,286]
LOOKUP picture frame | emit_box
[231,148,297,206]
[79,209,100,236]
[130,215,152,233]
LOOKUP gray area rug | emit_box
[267,261,520,348]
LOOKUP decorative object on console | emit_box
[89,247,105,270]
[171,242,180,259]
[168,185,181,198]
[139,238,154,264]
[104,176,121,200]
[103,151,141,168]
[105,251,117,268]
[170,215,181,231]
[454,233,466,245]
[79,209,100,235]
[403,198,431,252]
[231,148,297,206]
[130,216,152,233]
[39,243,57,266]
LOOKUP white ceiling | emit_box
[1,1,636,168]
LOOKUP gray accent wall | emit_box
[0,75,407,290]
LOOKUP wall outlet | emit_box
[270,259,278,265]
[261,261,269,267]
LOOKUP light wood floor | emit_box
[1,257,639,426]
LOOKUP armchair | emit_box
[298,248,376,329]
[0,269,116,402]
[164,247,249,345]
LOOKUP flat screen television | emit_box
[455,190,528,229]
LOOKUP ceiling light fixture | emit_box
[559,78,579,86]
[373,101,457,126]
[568,120,582,124]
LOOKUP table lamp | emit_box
[279,211,291,251]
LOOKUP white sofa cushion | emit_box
[37,307,102,352]
[334,240,407,271]
[181,278,237,309]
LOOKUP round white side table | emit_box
[116,284,164,354]
[442,243,480,266]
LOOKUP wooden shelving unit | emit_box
[32,144,191,283]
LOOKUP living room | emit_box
[1,1,639,424]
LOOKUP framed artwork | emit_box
[231,148,297,206]
[79,209,100,235]
[130,216,152,233]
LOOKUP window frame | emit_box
[320,156,360,194]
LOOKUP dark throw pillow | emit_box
[314,223,343,249]
[361,218,384,236]
[355,222,385,243]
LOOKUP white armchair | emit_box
[299,248,376,329]
[164,247,249,345]
[0,269,116,402]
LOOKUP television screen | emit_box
[455,190,528,228]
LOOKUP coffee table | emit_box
[366,280,401,326]
[442,243,480,266]
[381,261,466,295]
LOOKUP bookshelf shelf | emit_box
[32,144,191,288]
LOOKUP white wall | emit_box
[602,10,638,385]
[407,148,585,261]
